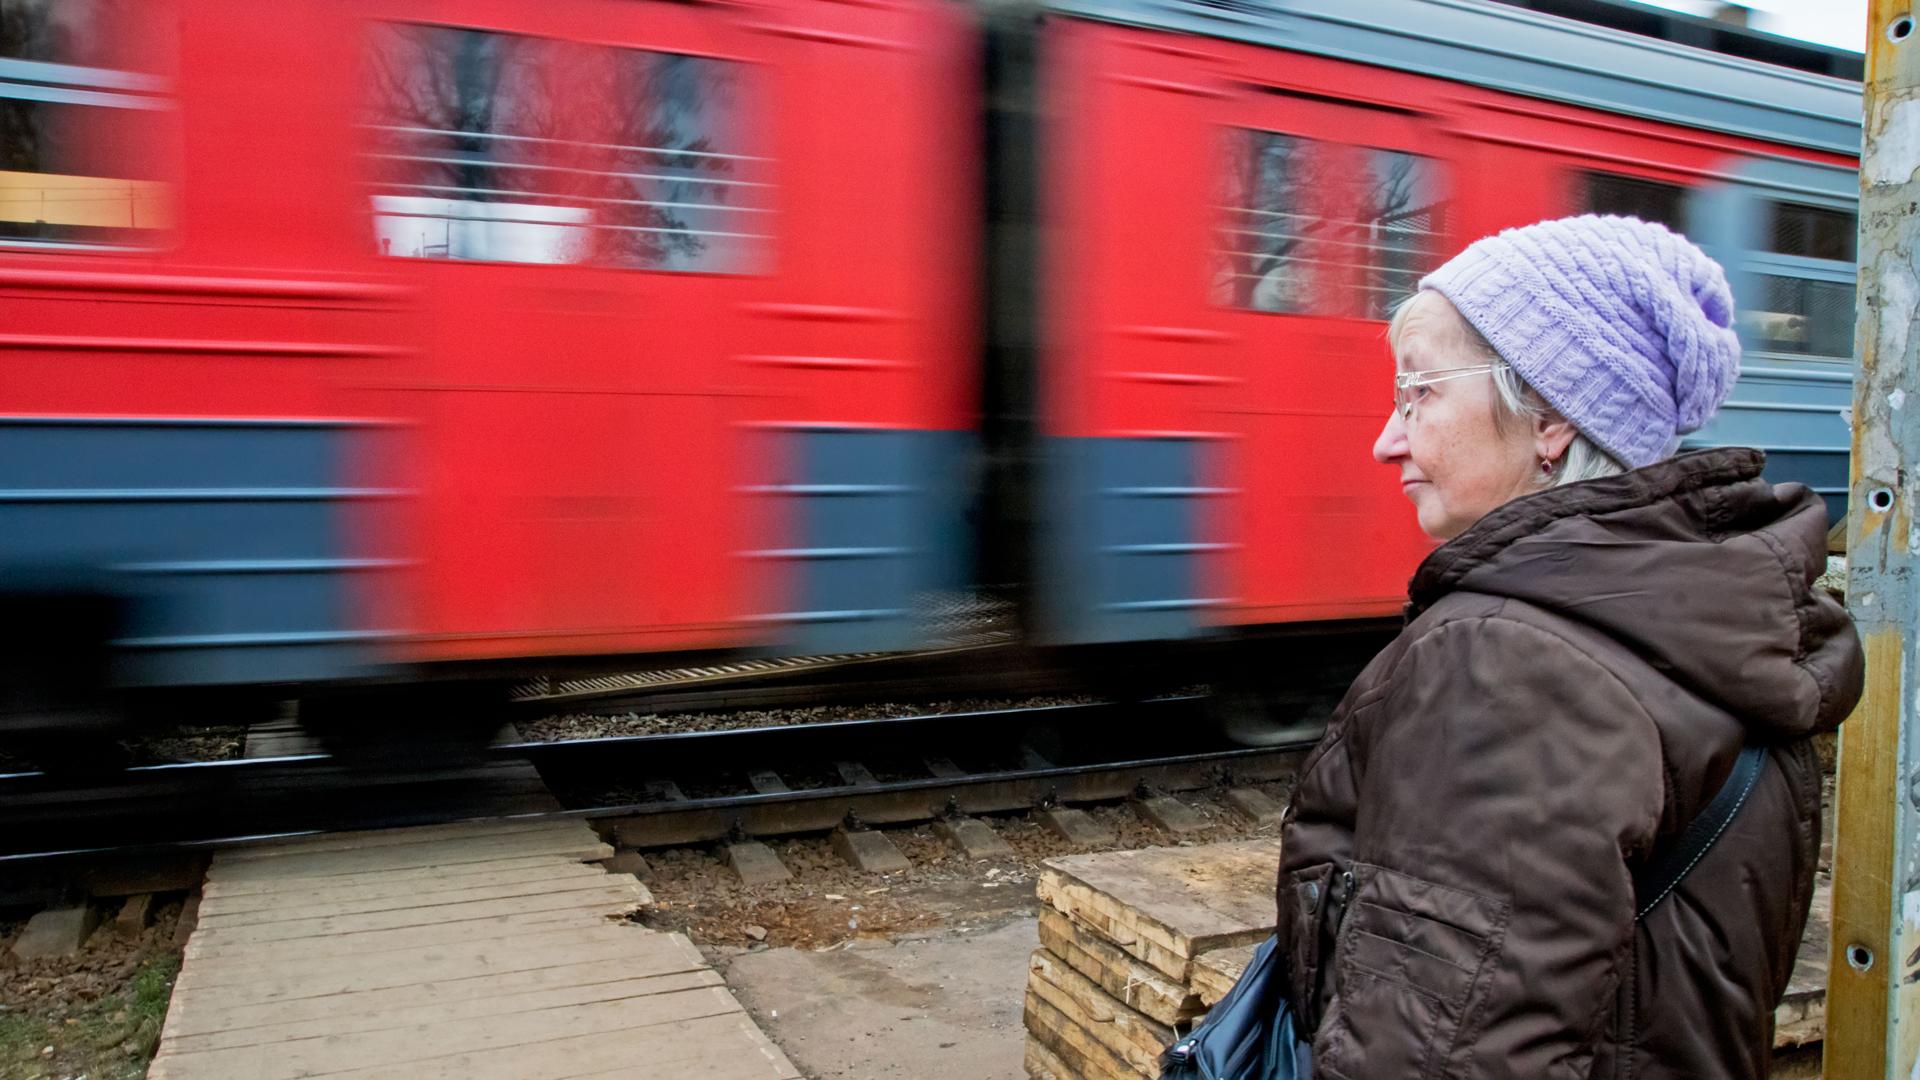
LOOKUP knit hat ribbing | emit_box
[1419,214,1743,469]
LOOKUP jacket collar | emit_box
[1405,447,1767,619]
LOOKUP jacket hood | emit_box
[1407,448,1863,740]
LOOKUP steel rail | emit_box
[0,696,1315,867]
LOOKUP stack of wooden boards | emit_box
[1024,840,1280,1079]
[1024,839,1835,1078]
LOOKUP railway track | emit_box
[520,697,1312,848]
[0,697,1316,869]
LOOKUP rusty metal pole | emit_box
[1828,4,1920,1076]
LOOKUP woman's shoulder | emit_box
[1390,592,1679,708]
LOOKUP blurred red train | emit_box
[0,0,1863,741]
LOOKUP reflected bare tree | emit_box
[1350,150,1438,318]
[603,52,741,269]
[1216,130,1333,313]
[1215,131,1441,317]
[365,26,563,205]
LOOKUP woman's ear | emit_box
[1534,411,1579,465]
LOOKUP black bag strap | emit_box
[1633,744,1768,921]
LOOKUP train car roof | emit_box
[1044,0,1863,157]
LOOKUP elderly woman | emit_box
[1275,216,1863,1079]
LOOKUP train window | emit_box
[1,0,170,247]
[1739,201,1857,360]
[1216,129,1321,314]
[596,50,759,273]
[365,24,588,264]
[1768,201,1855,263]
[1582,172,1686,232]
[1216,132,1441,318]
[1349,149,1442,320]
[1742,273,1855,360]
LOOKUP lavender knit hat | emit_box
[1419,214,1743,469]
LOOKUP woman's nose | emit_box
[1373,408,1409,464]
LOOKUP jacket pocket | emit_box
[1282,863,1336,1027]
[1315,862,1508,1080]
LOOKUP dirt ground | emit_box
[0,897,188,1080]
[631,787,1286,951]
[633,780,1834,1080]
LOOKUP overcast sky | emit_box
[1625,0,1868,52]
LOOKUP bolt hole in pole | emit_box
[1868,487,1896,513]
[1891,13,1915,41]
[1848,943,1876,972]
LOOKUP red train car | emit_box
[1034,0,1861,645]
[0,0,975,726]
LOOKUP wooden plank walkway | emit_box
[149,818,800,1080]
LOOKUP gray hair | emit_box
[1388,295,1626,489]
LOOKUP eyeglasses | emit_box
[1393,364,1499,419]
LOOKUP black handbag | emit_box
[1159,744,1767,1080]
[1158,934,1311,1080]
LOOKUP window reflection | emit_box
[1216,130,1319,314]
[1351,149,1441,320]
[366,24,587,263]
[0,0,169,247]
[1742,273,1855,359]
[602,51,757,272]
[1215,130,1440,318]
[366,24,760,271]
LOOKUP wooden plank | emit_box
[209,827,604,872]
[184,883,645,947]
[499,1006,798,1076]
[1777,878,1833,1049]
[215,819,588,859]
[1036,909,1200,1026]
[198,874,643,927]
[1830,632,1899,1078]
[1037,840,1279,981]
[147,986,749,1080]
[170,931,707,1015]
[201,853,602,898]
[1024,1034,1077,1080]
[186,906,638,962]
[171,958,715,1035]
[199,861,609,913]
[1022,990,1142,1080]
[154,1007,800,1080]
[163,969,726,1053]
[203,834,614,883]
[185,908,629,963]
[1027,949,1173,1070]
[1191,943,1258,1007]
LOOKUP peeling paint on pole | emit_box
[1866,98,1920,184]
[1830,5,1920,1077]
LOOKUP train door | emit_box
[1206,89,1446,624]
[352,0,772,662]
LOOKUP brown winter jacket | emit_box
[1276,447,1863,1080]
